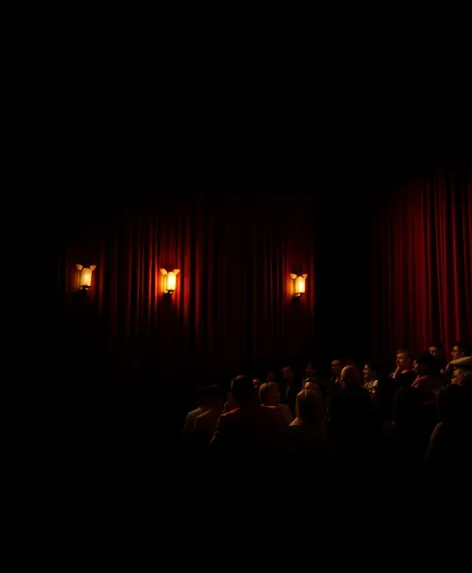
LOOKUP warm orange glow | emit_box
[290,273,308,297]
[296,275,306,295]
[160,268,180,294]
[76,264,96,290]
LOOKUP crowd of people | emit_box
[181,342,472,469]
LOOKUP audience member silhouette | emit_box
[211,375,286,453]
[329,365,381,463]
[363,362,381,397]
[259,382,293,424]
[192,385,224,448]
[288,390,327,452]
[443,342,467,379]
[302,361,322,394]
[330,358,344,386]
[326,358,344,414]
[428,343,442,358]
[253,378,263,396]
[428,342,447,370]
[390,349,416,389]
[280,365,302,415]
[411,352,444,404]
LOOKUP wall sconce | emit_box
[290,273,308,298]
[160,268,180,295]
[76,264,97,291]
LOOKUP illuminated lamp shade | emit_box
[76,264,97,290]
[290,273,308,298]
[160,268,180,294]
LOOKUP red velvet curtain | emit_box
[371,170,472,366]
[59,193,316,384]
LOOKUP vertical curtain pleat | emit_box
[373,170,472,367]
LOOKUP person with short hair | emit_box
[253,378,263,397]
[259,382,293,424]
[427,342,447,371]
[329,366,381,460]
[303,361,322,394]
[390,349,416,388]
[280,365,302,415]
[443,342,467,379]
[428,343,442,359]
[210,375,286,452]
[288,389,326,451]
[326,358,345,414]
[330,358,344,386]
[411,352,444,404]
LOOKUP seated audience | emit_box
[450,356,472,386]
[389,349,416,388]
[411,352,444,404]
[363,361,381,399]
[184,340,471,466]
[428,343,442,358]
[259,382,293,424]
[304,360,327,399]
[326,358,344,414]
[192,385,224,448]
[427,342,447,370]
[253,378,263,396]
[280,365,302,415]
[329,365,381,461]
[442,341,467,379]
[211,375,287,453]
[288,389,327,452]
[304,379,321,394]
[330,358,344,387]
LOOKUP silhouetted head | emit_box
[341,365,363,388]
[306,361,316,377]
[428,343,442,358]
[396,349,411,371]
[304,380,318,391]
[451,342,466,361]
[282,365,295,384]
[414,352,435,377]
[331,359,344,379]
[295,389,323,424]
[363,362,381,382]
[231,375,256,407]
[259,382,280,406]
[252,378,263,394]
